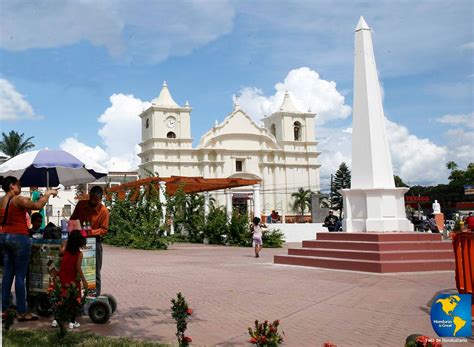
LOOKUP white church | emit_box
[138,82,321,219]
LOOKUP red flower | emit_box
[269,326,276,333]
[183,336,192,343]
[249,337,257,344]
[186,308,193,315]
[416,336,429,347]
[259,336,267,343]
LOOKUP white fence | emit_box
[267,223,328,242]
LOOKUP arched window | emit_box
[145,118,149,128]
[167,131,176,139]
[293,121,301,141]
[270,124,276,137]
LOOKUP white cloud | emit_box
[436,112,474,128]
[444,128,474,165]
[60,94,149,171]
[60,138,108,164]
[1,1,234,63]
[0,78,41,121]
[316,126,352,191]
[460,42,474,50]
[385,120,448,185]
[237,67,351,125]
[317,120,450,188]
[237,67,451,186]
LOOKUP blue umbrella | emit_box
[0,149,108,187]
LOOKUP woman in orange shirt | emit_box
[0,176,57,321]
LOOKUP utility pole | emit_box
[330,174,333,210]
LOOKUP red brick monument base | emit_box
[274,232,454,273]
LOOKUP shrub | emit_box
[248,319,284,346]
[262,229,285,248]
[202,207,228,244]
[171,292,193,347]
[227,210,252,246]
[105,187,170,250]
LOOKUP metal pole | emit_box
[46,170,50,224]
[330,174,333,209]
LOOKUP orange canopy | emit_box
[106,176,260,200]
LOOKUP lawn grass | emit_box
[2,329,170,347]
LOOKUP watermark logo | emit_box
[430,294,472,337]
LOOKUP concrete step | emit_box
[316,232,442,242]
[301,240,453,251]
[288,248,454,261]
[274,254,455,273]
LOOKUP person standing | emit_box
[70,186,109,296]
[251,217,263,258]
[51,230,88,329]
[30,187,45,229]
[0,176,57,321]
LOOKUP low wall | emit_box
[267,223,327,243]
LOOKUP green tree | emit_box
[447,161,458,171]
[407,162,474,218]
[331,162,351,217]
[105,184,170,250]
[291,187,312,222]
[447,162,474,184]
[394,175,409,187]
[0,131,35,157]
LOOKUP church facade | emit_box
[138,82,321,218]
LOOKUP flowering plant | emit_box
[171,292,193,346]
[2,308,16,331]
[405,334,442,347]
[48,278,87,337]
[248,319,284,346]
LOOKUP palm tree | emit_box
[0,131,35,157]
[291,187,312,223]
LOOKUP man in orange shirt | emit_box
[70,186,109,295]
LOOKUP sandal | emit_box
[18,313,39,322]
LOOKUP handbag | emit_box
[1,196,13,229]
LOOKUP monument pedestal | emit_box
[274,232,454,273]
[434,213,445,232]
[341,188,414,232]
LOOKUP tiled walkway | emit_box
[16,242,470,346]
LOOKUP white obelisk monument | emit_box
[341,17,413,232]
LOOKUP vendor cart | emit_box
[29,237,116,324]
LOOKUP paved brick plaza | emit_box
[18,242,470,346]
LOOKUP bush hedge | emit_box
[105,187,284,249]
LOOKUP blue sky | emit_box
[0,0,472,189]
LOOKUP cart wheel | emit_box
[103,294,117,313]
[34,294,52,317]
[88,301,111,324]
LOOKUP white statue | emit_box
[432,200,441,214]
